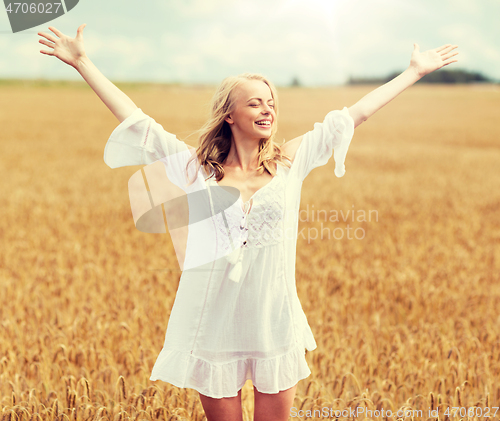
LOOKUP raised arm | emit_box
[348,43,459,128]
[38,24,138,123]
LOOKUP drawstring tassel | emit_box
[226,246,244,283]
[225,245,241,265]
[228,259,243,283]
[225,199,251,283]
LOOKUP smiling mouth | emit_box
[255,120,272,127]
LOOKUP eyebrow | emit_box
[247,98,274,103]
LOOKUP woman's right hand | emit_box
[38,24,87,69]
[38,23,139,123]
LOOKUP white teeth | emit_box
[256,121,271,126]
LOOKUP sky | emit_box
[0,0,499,86]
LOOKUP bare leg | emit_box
[253,383,297,421]
[198,388,244,421]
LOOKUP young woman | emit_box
[38,23,458,421]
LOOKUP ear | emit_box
[225,114,233,125]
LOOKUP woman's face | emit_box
[225,79,276,142]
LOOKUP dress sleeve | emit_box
[103,107,197,190]
[291,106,355,182]
[103,107,192,168]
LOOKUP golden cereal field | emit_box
[0,81,499,421]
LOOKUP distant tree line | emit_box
[348,69,495,84]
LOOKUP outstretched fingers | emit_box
[39,38,55,49]
[48,26,64,38]
[439,45,458,56]
[435,43,452,53]
[441,59,458,68]
[442,50,459,61]
[76,23,87,36]
[38,31,57,43]
[38,30,56,55]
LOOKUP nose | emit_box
[262,104,273,114]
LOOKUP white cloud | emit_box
[0,0,499,83]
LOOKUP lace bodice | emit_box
[207,165,286,253]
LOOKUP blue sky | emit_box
[1,0,499,86]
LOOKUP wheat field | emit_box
[0,81,499,420]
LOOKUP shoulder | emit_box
[280,135,304,163]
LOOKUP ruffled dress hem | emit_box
[149,340,317,399]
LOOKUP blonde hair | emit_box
[185,73,292,186]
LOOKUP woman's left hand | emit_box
[409,43,459,78]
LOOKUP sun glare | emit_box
[288,0,337,14]
[279,0,339,28]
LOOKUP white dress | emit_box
[103,106,355,399]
